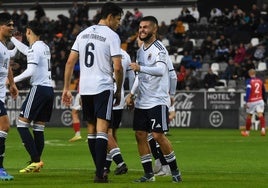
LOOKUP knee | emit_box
[135,131,147,142]
[152,132,165,143]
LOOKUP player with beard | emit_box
[126,16,182,183]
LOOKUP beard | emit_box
[139,33,153,42]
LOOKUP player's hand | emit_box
[113,92,121,107]
[62,90,73,107]
[129,62,140,72]
[125,93,135,110]
[170,96,175,106]
[13,31,23,41]
[9,84,18,99]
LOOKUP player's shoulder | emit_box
[153,40,166,52]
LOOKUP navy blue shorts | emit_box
[81,90,113,122]
[133,105,169,133]
[20,85,54,122]
[110,109,123,129]
[0,100,7,117]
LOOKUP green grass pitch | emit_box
[1,127,268,188]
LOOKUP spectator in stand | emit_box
[30,2,46,22]
[68,1,79,22]
[133,7,143,24]
[256,17,268,37]
[233,43,246,64]
[180,50,193,68]
[241,59,255,80]
[222,58,237,80]
[11,9,20,28]
[203,68,219,89]
[158,21,169,39]
[176,65,186,90]
[189,5,200,22]
[18,9,28,31]
[209,8,222,24]
[173,20,185,39]
[250,4,261,21]
[181,36,194,54]
[215,34,231,62]
[78,1,90,20]
[200,35,216,59]
[187,55,202,71]
[184,68,199,90]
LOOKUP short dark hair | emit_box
[100,2,123,19]
[140,16,158,26]
[27,20,42,36]
[0,13,12,25]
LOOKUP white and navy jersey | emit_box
[72,24,121,95]
[135,40,170,109]
[27,41,52,86]
[113,49,135,110]
[0,42,10,103]
[14,41,52,87]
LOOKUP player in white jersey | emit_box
[10,21,54,173]
[104,49,135,175]
[62,2,123,183]
[126,16,182,183]
[148,55,177,176]
[0,13,18,181]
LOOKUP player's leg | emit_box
[69,94,82,142]
[133,108,155,182]
[151,105,182,183]
[0,104,14,180]
[256,102,266,136]
[147,133,162,173]
[106,109,128,175]
[69,109,82,142]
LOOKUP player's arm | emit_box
[14,63,36,83]
[63,50,78,91]
[7,65,18,99]
[130,61,166,76]
[62,50,78,107]
[11,36,28,56]
[262,83,266,103]
[126,75,138,109]
[245,81,251,103]
[127,67,135,90]
[113,55,123,106]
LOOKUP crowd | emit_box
[3,2,268,92]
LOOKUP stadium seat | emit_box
[189,38,196,47]
[251,37,259,46]
[227,88,236,92]
[169,54,176,64]
[257,62,267,71]
[175,55,183,64]
[210,62,220,74]
[217,79,227,87]
[227,80,237,89]
[207,88,216,92]
[200,63,209,72]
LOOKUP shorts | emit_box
[133,105,169,133]
[20,85,54,122]
[246,100,265,114]
[81,90,113,122]
[71,93,82,111]
[0,100,7,117]
[110,109,123,129]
